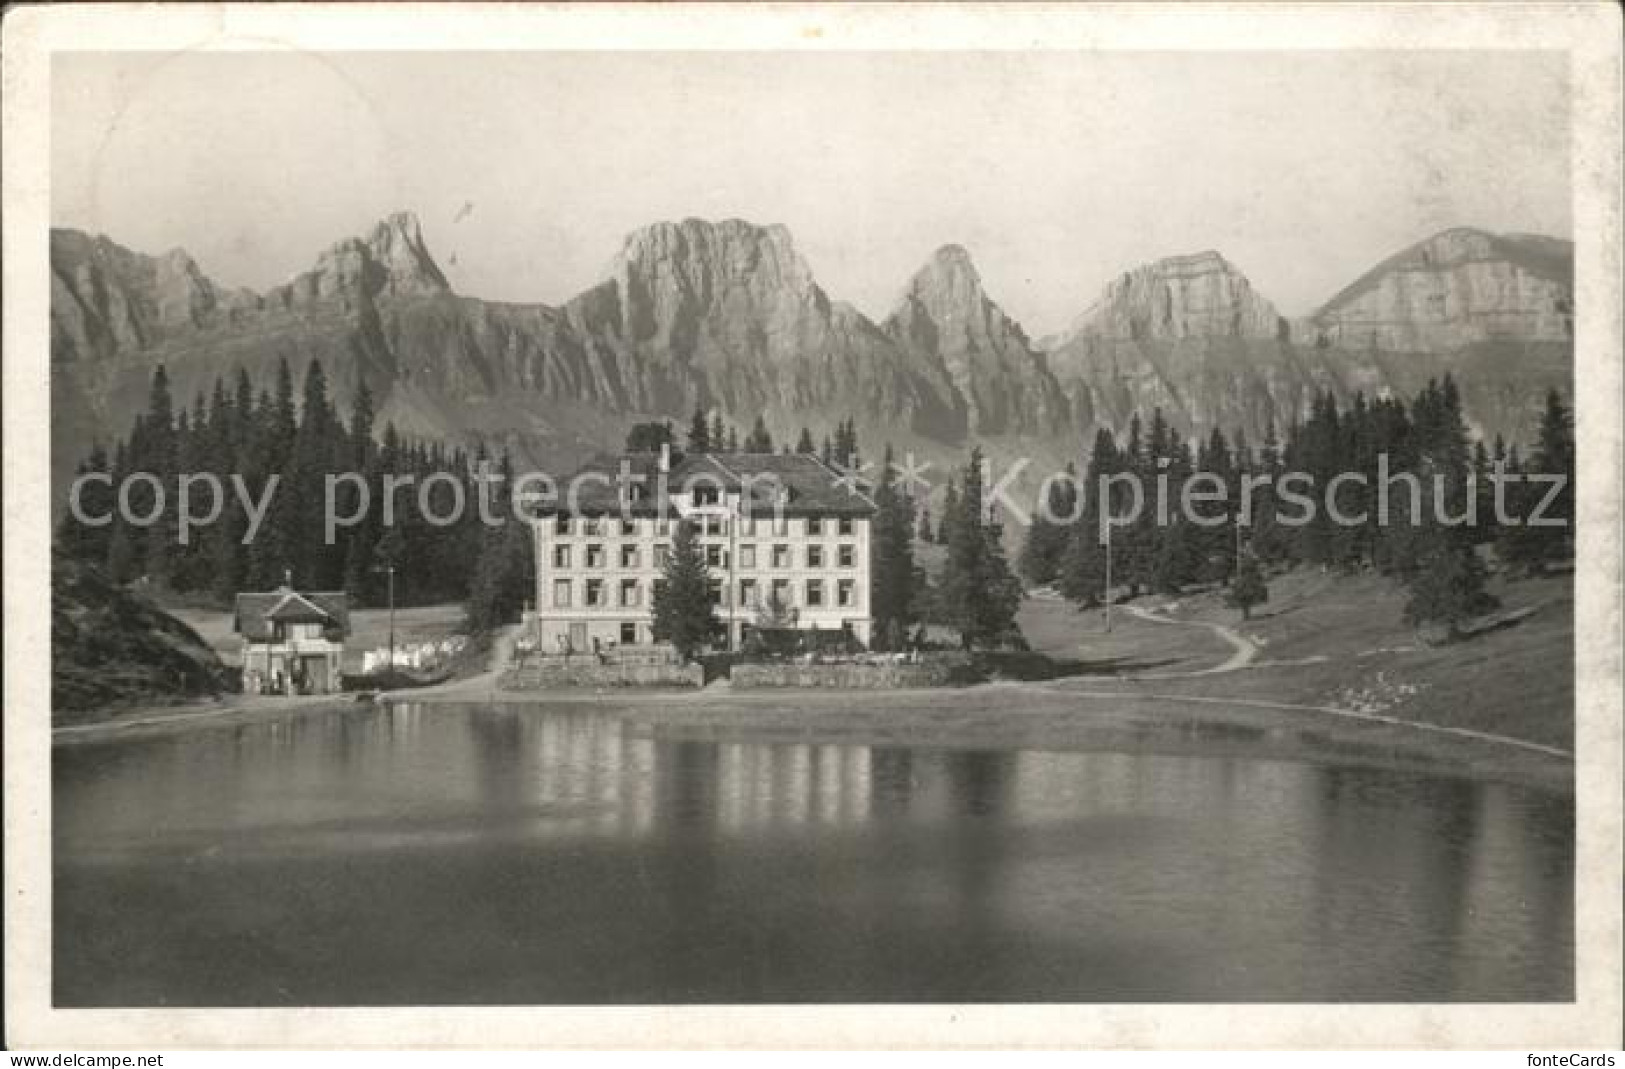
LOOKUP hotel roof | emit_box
[538,450,878,518]
[233,587,351,642]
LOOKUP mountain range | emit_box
[50,211,1573,506]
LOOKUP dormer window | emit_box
[694,486,721,507]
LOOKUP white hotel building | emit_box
[532,447,877,653]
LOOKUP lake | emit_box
[54,701,1573,1004]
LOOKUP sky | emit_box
[52,50,1570,336]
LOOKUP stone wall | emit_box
[500,656,703,690]
[731,658,974,689]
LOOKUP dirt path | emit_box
[1063,605,1569,760]
[1120,604,1260,677]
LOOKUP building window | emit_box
[738,544,756,569]
[807,545,824,568]
[838,544,855,568]
[553,579,572,608]
[553,545,571,569]
[703,515,726,537]
[620,544,639,569]
[708,580,724,607]
[586,578,605,607]
[739,577,758,608]
[620,579,640,607]
[807,517,823,536]
[694,485,721,506]
[620,622,638,644]
[772,544,790,569]
[773,578,793,606]
[654,544,670,568]
[584,517,602,536]
[806,579,825,607]
[837,578,855,607]
[705,544,724,568]
[554,515,570,534]
[838,517,854,536]
[620,518,638,536]
[586,544,604,568]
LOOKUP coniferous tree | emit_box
[464,451,536,633]
[687,407,711,454]
[869,443,917,648]
[626,421,677,453]
[939,479,960,547]
[1527,388,1575,565]
[744,415,774,453]
[56,443,114,563]
[135,364,178,586]
[832,417,860,467]
[916,506,934,544]
[1194,427,1236,583]
[1059,427,1123,609]
[710,412,726,453]
[1018,464,1077,586]
[795,427,815,454]
[937,449,1022,650]
[1403,527,1497,640]
[1227,550,1269,620]
[650,519,720,660]
[1249,419,1291,563]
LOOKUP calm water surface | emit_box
[54,702,1573,1004]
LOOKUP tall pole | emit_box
[387,564,396,673]
[1103,520,1113,633]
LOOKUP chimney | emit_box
[659,442,671,473]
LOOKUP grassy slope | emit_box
[1075,568,1575,751]
[171,602,467,673]
[52,558,230,724]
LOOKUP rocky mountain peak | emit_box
[1059,249,1286,345]
[884,243,1069,437]
[1307,228,1574,351]
[612,217,818,303]
[362,210,449,297]
[900,244,986,308]
[273,210,450,308]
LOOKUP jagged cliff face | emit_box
[555,219,967,439]
[883,245,1070,437]
[267,211,451,311]
[1299,228,1573,352]
[1063,251,1287,344]
[1045,251,1337,441]
[49,215,1026,501]
[1042,234,1571,445]
[50,214,1571,510]
[51,232,257,362]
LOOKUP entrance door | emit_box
[302,655,330,694]
[568,622,588,653]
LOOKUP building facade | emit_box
[233,586,350,694]
[531,449,876,653]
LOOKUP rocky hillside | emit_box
[884,245,1071,437]
[1043,235,1572,445]
[1043,250,1338,439]
[1300,228,1573,352]
[50,215,1572,508]
[52,555,230,721]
